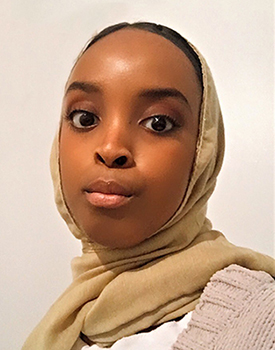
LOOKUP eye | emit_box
[68,110,99,129]
[141,115,177,133]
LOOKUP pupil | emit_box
[80,113,94,126]
[152,117,166,131]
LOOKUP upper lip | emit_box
[83,179,134,197]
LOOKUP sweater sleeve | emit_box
[172,264,275,350]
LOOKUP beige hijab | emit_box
[22,36,275,350]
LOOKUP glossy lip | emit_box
[83,179,134,209]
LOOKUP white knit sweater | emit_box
[172,264,275,350]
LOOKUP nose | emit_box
[94,127,135,169]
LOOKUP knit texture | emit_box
[172,264,275,350]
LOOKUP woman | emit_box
[22,22,275,350]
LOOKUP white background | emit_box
[0,1,274,349]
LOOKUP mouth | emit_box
[83,179,134,209]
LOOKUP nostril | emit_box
[95,152,130,167]
[114,156,127,167]
[96,153,105,164]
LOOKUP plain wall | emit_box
[0,1,274,348]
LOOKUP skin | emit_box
[59,29,202,248]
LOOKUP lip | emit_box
[83,179,134,209]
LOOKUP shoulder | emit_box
[172,264,275,350]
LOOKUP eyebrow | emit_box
[65,81,101,95]
[138,88,189,107]
[65,81,190,107]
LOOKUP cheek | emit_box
[59,126,87,199]
[139,139,196,219]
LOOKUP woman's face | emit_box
[59,29,201,248]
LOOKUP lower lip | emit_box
[85,191,132,209]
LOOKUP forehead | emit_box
[68,29,200,93]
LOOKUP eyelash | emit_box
[64,109,100,131]
[140,114,181,134]
[64,109,181,134]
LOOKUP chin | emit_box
[84,225,153,249]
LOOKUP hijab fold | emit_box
[22,36,275,350]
